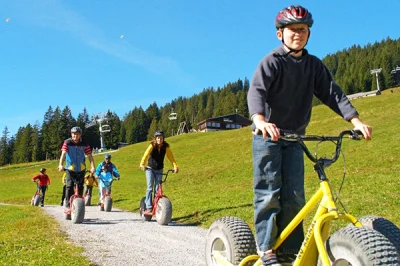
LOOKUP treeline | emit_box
[0,78,250,166]
[0,37,399,166]
[323,37,400,93]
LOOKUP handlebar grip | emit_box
[349,130,363,140]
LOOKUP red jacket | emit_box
[32,174,50,187]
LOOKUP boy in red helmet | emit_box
[247,5,372,265]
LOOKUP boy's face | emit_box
[277,23,309,54]
[71,132,81,143]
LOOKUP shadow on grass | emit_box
[172,203,253,226]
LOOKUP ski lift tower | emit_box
[370,68,382,94]
[85,112,111,151]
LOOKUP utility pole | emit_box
[370,68,382,94]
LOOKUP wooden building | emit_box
[197,113,252,132]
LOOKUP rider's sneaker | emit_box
[260,250,282,266]
[145,208,153,213]
[40,204,44,207]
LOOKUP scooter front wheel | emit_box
[33,195,41,206]
[71,198,85,224]
[205,216,257,266]
[104,196,112,212]
[156,197,172,225]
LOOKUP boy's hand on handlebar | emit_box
[58,165,64,171]
[350,117,372,141]
[253,118,280,141]
[174,167,179,173]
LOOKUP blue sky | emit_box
[1,0,399,137]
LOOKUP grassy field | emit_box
[1,90,399,265]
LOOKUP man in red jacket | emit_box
[32,168,51,207]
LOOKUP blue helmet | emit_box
[104,153,111,160]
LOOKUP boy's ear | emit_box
[276,29,283,41]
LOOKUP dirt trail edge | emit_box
[43,205,207,266]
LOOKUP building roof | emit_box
[197,113,252,126]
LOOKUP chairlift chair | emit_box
[168,112,177,121]
[100,125,111,133]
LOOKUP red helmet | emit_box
[275,5,313,29]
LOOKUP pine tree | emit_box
[30,122,42,162]
[0,127,11,166]
[41,106,54,160]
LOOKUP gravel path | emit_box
[43,205,207,266]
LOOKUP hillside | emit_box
[1,90,399,231]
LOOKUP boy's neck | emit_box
[282,45,303,57]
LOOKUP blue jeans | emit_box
[145,168,163,209]
[252,135,305,255]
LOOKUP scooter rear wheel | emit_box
[357,215,400,255]
[85,194,91,206]
[64,209,71,220]
[140,197,152,221]
[318,226,399,265]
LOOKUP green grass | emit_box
[0,90,399,264]
[0,205,95,266]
